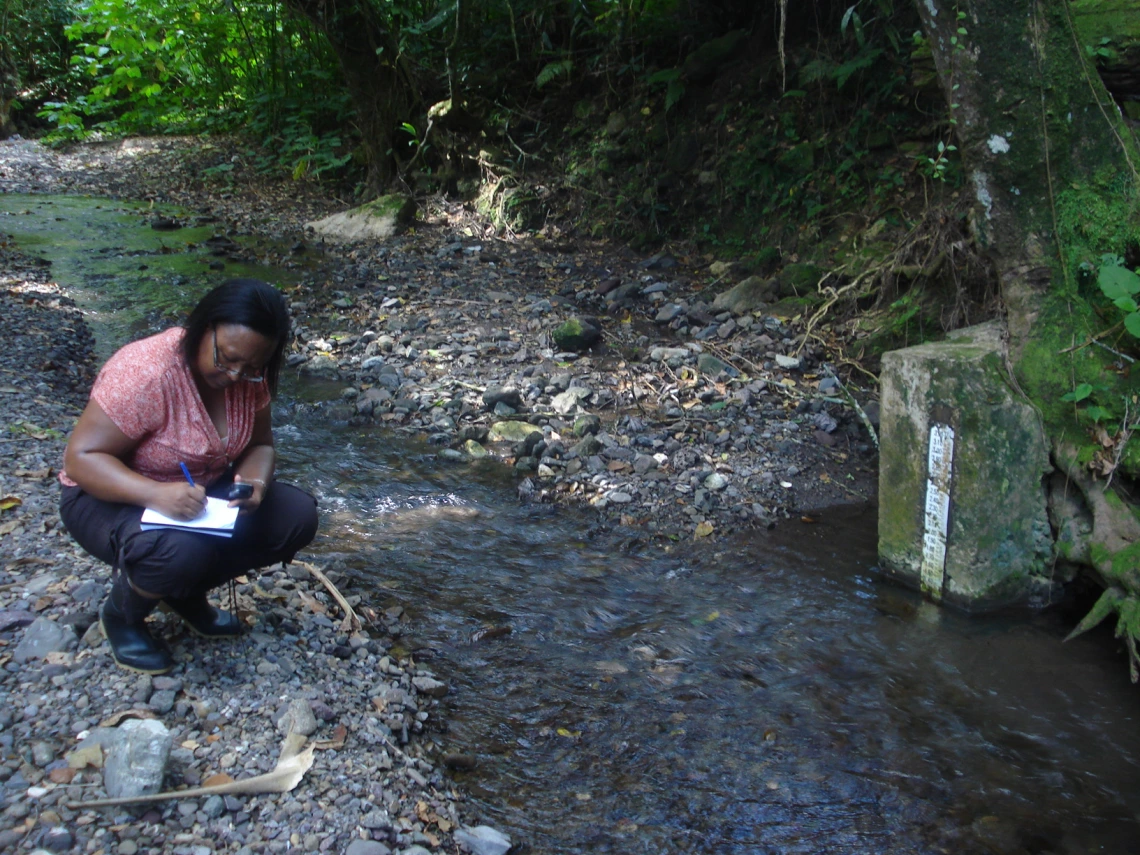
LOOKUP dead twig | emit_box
[295,560,361,634]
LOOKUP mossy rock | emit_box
[305,194,416,242]
[779,262,826,296]
[682,30,749,84]
[711,275,777,314]
[552,316,602,352]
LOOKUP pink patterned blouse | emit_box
[59,328,270,488]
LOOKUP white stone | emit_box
[455,825,513,855]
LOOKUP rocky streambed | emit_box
[0,135,879,854]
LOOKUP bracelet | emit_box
[243,478,268,487]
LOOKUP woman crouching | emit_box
[59,278,319,675]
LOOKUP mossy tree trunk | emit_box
[914,0,1140,675]
[914,0,1138,356]
[283,0,417,197]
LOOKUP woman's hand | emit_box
[151,481,208,521]
[228,475,265,516]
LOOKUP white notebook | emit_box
[140,497,239,538]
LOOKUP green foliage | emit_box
[646,68,684,112]
[37,0,222,139]
[1095,255,1140,339]
[25,0,354,181]
[1085,36,1118,63]
[0,0,77,103]
[536,59,573,89]
[921,139,958,183]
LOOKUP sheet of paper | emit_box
[140,497,239,537]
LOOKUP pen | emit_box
[179,462,195,487]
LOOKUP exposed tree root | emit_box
[1054,441,1140,680]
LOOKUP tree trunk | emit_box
[914,0,1138,357]
[0,45,18,140]
[283,0,416,197]
[914,0,1140,673]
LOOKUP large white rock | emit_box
[101,719,173,799]
[305,194,416,242]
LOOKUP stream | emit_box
[3,193,1139,854]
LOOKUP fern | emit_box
[536,60,572,90]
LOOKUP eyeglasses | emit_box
[213,329,265,382]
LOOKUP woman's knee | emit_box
[122,532,218,599]
[264,483,319,551]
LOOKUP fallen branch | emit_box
[823,366,879,450]
[296,560,362,634]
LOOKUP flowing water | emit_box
[4,195,1139,854]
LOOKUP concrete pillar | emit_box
[878,321,1054,610]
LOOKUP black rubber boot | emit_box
[100,578,174,675]
[164,593,243,638]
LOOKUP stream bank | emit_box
[0,234,481,853]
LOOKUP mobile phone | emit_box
[228,482,254,500]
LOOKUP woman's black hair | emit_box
[181,278,291,396]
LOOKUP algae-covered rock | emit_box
[878,321,1054,611]
[488,421,542,443]
[712,275,777,314]
[551,316,601,352]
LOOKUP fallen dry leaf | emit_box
[99,709,158,728]
[66,733,316,808]
[49,768,76,784]
[14,468,51,479]
[4,556,52,569]
[67,744,104,770]
[203,773,234,787]
[312,725,347,750]
[297,590,328,615]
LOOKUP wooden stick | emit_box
[296,560,362,634]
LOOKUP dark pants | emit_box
[60,481,319,600]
